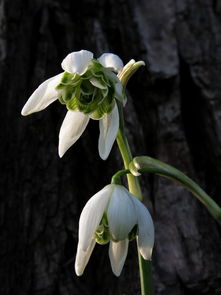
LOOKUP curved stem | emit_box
[116,101,153,295]
[130,156,221,225]
[111,169,130,185]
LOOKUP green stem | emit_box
[116,102,154,295]
[111,169,130,185]
[138,257,154,295]
[116,102,142,200]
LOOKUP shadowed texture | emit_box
[0,0,221,294]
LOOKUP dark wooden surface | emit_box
[1,0,221,294]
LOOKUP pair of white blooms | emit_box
[21,50,154,276]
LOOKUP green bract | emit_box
[56,59,123,120]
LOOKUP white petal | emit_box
[75,239,96,276]
[79,185,113,251]
[21,73,63,116]
[109,239,129,276]
[59,110,89,157]
[98,53,124,73]
[107,185,137,241]
[61,50,93,75]
[98,103,119,160]
[131,197,154,260]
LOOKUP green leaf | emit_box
[129,156,221,225]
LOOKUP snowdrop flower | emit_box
[21,50,125,159]
[75,184,154,276]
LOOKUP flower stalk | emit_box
[111,169,130,185]
[116,101,142,200]
[116,98,154,294]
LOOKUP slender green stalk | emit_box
[138,258,154,295]
[116,101,154,295]
[116,102,142,200]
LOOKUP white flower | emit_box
[21,50,124,160]
[75,184,154,277]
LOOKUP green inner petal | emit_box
[94,214,110,245]
[81,80,94,96]
[56,63,122,116]
[66,97,78,111]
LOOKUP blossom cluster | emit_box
[21,50,154,277]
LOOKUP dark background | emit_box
[1,0,221,294]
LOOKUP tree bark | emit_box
[1,0,221,294]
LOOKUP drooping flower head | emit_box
[57,51,124,119]
[75,184,154,276]
[21,50,125,159]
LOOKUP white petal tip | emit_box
[140,248,153,260]
[112,270,121,277]
[109,240,128,277]
[58,140,72,158]
[75,266,83,276]
[99,153,108,161]
[21,110,26,116]
[21,106,31,116]
[59,111,90,159]
[98,104,119,160]
[21,73,63,117]
[58,148,65,158]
